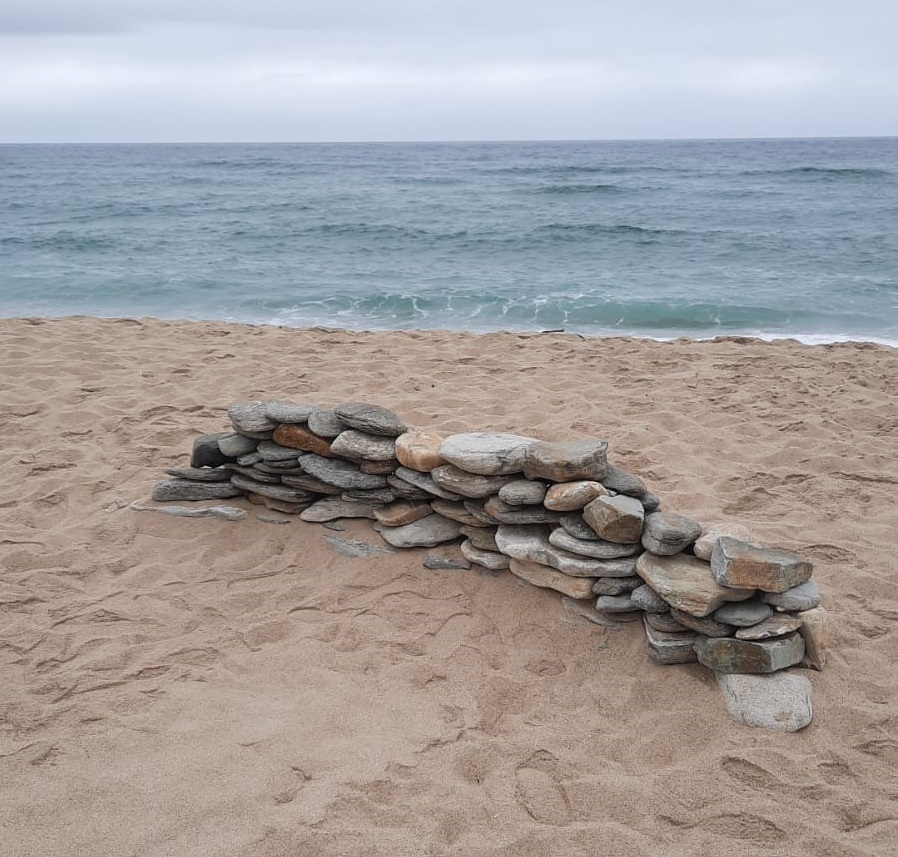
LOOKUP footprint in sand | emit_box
[514,763,572,826]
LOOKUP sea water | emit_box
[1,138,896,344]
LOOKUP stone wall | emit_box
[152,400,829,732]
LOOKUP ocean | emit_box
[1,138,896,345]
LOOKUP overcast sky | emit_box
[2,1,896,142]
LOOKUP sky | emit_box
[1,1,897,142]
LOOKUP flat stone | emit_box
[151,479,242,502]
[264,401,316,424]
[359,459,399,475]
[484,496,562,525]
[559,514,601,541]
[642,617,699,664]
[521,438,608,482]
[670,607,735,637]
[560,597,634,628]
[229,474,315,504]
[393,466,460,500]
[498,480,548,506]
[693,522,754,560]
[736,613,802,641]
[373,501,433,527]
[342,488,398,504]
[430,465,513,499]
[246,493,307,515]
[583,495,644,544]
[130,501,247,521]
[191,433,234,468]
[394,431,446,471]
[300,454,388,490]
[548,528,642,559]
[236,452,263,466]
[163,467,231,482]
[460,540,510,570]
[463,500,502,525]
[460,525,499,551]
[430,499,488,527]
[324,536,393,558]
[330,430,397,461]
[601,464,649,499]
[495,524,635,578]
[300,498,381,522]
[507,558,595,599]
[695,633,805,674]
[423,554,472,571]
[280,473,343,495]
[763,580,820,612]
[228,401,276,434]
[224,464,281,484]
[217,433,260,458]
[716,672,813,732]
[385,475,434,501]
[375,514,462,548]
[711,537,813,593]
[645,612,691,633]
[713,599,773,627]
[334,402,407,437]
[439,432,536,476]
[307,408,345,438]
[641,511,702,556]
[798,607,828,670]
[543,481,609,511]
[272,424,334,457]
[254,462,304,475]
[595,593,638,613]
[630,584,670,613]
[256,440,303,462]
[636,552,755,617]
[592,576,642,596]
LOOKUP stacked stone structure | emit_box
[152,400,828,732]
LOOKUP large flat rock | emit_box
[334,402,407,437]
[375,514,462,548]
[508,558,595,599]
[548,528,642,559]
[642,617,699,665]
[711,537,813,593]
[583,495,644,544]
[330,430,397,461]
[641,511,702,556]
[430,465,513,499]
[439,432,536,476]
[152,479,241,502]
[394,431,446,471]
[717,672,813,732]
[695,633,805,674]
[521,439,608,482]
[300,454,388,490]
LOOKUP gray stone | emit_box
[548,528,643,559]
[130,500,247,521]
[152,479,241,502]
[645,612,691,633]
[342,488,398,504]
[592,576,642,596]
[522,439,608,482]
[385,475,435,501]
[228,401,277,434]
[359,459,399,475]
[711,537,813,593]
[543,480,608,511]
[695,633,805,674]
[191,432,233,468]
[393,466,461,500]
[642,617,699,664]
[163,467,231,482]
[334,402,407,437]
[463,500,502,525]
[300,454,389,490]
[641,511,702,556]
[423,555,472,571]
[307,408,345,438]
[595,593,639,613]
[693,523,754,560]
[601,464,649,499]
[583,494,644,544]
[430,465,514,499]
[497,480,548,506]
[798,607,828,670]
[229,474,315,504]
[630,584,670,613]
[324,536,393,558]
[716,672,813,732]
[300,498,381,522]
[236,452,263,466]
[735,613,802,641]
[217,432,260,458]
[257,513,293,525]
[330,430,397,461]
[254,462,305,476]
[636,552,754,617]
[559,513,601,541]
[264,401,316,424]
[257,440,304,462]
[507,558,595,599]
[439,432,536,476]
[641,494,662,513]
[763,580,821,612]
[713,599,773,627]
[375,514,462,548]
[280,473,343,495]
[560,597,635,628]
[226,465,281,484]
[483,496,562,525]
[460,540,510,570]
[669,607,735,638]
[460,525,500,552]
[430,499,488,527]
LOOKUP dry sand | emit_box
[1,315,897,856]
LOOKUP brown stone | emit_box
[359,458,400,475]
[582,494,644,544]
[711,537,813,593]
[798,607,828,670]
[543,481,609,511]
[373,501,433,527]
[735,613,802,640]
[522,439,608,482]
[460,540,510,570]
[693,522,754,560]
[430,499,490,527]
[394,431,446,471]
[273,424,334,457]
[695,633,805,674]
[669,607,735,637]
[508,558,595,599]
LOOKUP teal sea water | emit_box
[1,138,896,344]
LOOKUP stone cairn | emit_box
[152,400,828,732]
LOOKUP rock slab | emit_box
[695,633,805,674]
[711,537,813,593]
[439,432,536,476]
[717,672,813,732]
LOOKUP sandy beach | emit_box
[2,315,897,856]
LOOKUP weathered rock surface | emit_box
[334,402,407,437]
[559,514,601,541]
[763,580,821,612]
[641,493,662,513]
[498,480,548,506]
[695,633,805,674]
[152,479,241,502]
[359,459,399,475]
[393,466,461,500]
[394,431,446,471]
[548,528,642,559]
[246,493,307,515]
[264,401,316,424]
[385,474,434,501]
[522,439,608,482]
[307,408,345,438]
[430,499,488,527]
[583,494,644,544]
[272,424,334,457]
[642,618,699,664]
[228,401,276,434]
[330,430,397,461]
[460,525,499,552]
[300,498,380,522]
[508,558,595,599]
[736,613,802,641]
[280,473,343,495]
[462,500,501,525]
[630,584,670,613]
[131,501,246,521]
[636,552,754,617]
[543,480,609,511]
[431,465,513,499]
[484,496,561,525]
[256,440,303,462]
[669,607,735,638]
[300,454,388,490]
[423,554,471,571]
[375,514,462,548]
[439,432,536,476]
[164,466,232,482]
[712,599,773,627]
[798,607,828,670]
[716,672,813,732]
[560,597,635,628]
[592,576,642,596]
[496,525,635,577]
[460,540,510,570]
[645,612,690,633]
[601,464,649,499]
[693,522,754,560]
[217,432,260,458]
[342,488,398,505]
[641,511,702,556]
[373,501,433,527]
[226,464,281,484]
[711,537,813,593]
[595,594,639,613]
[229,474,315,504]
[254,462,304,475]
[236,451,262,466]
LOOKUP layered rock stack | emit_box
[153,400,828,732]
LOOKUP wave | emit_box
[529,183,627,195]
[742,166,892,180]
